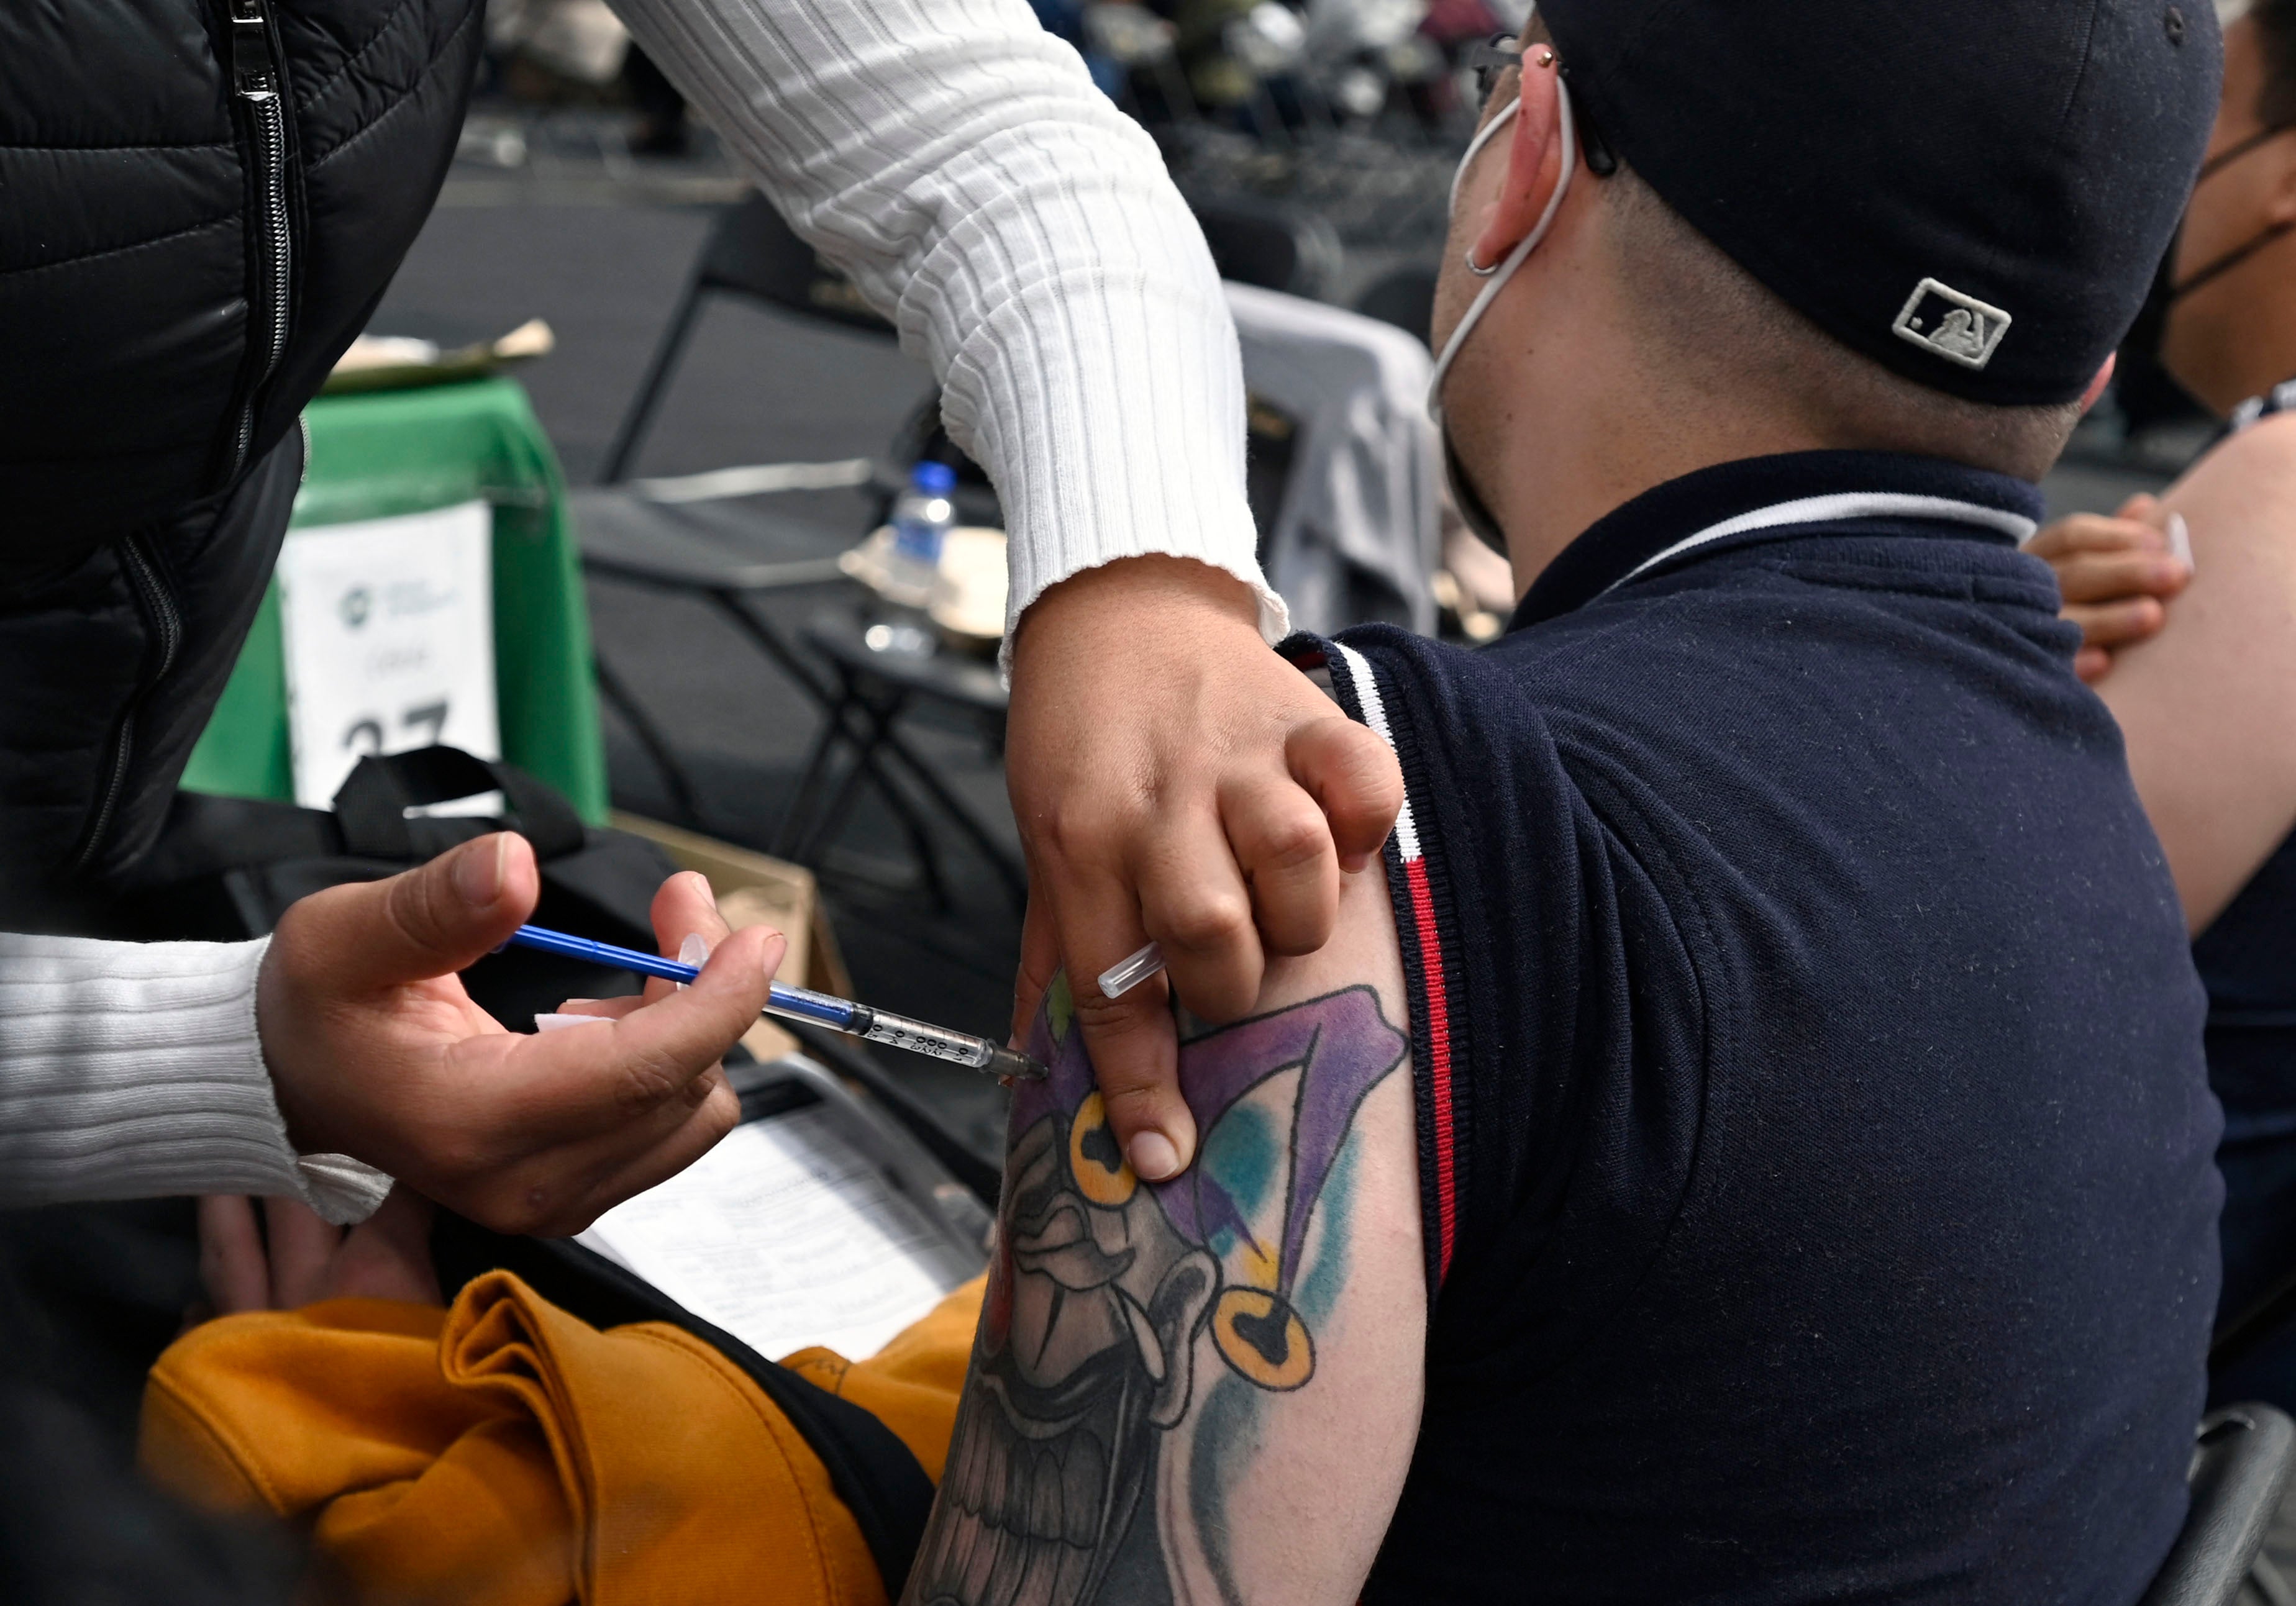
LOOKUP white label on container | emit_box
[277,501,498,809]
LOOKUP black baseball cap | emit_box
[1538,0,2222,406]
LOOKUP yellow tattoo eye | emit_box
[1212,1288,1316,1391]
[1067,1091,1137,1207]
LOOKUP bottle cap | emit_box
[910,460,958,494]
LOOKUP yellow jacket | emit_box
[141,1269,983,1606]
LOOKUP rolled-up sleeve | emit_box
[609,0,1286,652]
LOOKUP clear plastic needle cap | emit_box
[1097,941,1167,1000]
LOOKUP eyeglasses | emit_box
[1463,34,1524,117]
[1459,31,1618,176]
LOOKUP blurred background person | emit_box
[2028,0,2296,1407]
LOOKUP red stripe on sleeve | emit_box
[1405,856,1457,1280]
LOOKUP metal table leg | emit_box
[781,663,955,911]
[836,677,1027,909]
[591,648,705,829]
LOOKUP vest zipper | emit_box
[225,0,291,479]
[73,535,185,875]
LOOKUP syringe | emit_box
[503,924,1046,1081]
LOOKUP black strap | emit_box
[2169,220,2296,304]
[2197,121,2296,184]
[430,1214,936,1596]
[332,748,586,862]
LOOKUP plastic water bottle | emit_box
[882,460,957,609]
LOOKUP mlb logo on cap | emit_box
[1892,279,2013,372]
[1539,0,2218,407]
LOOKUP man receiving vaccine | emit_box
[902,2,2231,1601]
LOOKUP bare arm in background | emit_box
[608,0,1402,1181]
[905,857,1424,1604]
[2033,411,2296,930]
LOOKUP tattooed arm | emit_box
[904,864,1423,1605]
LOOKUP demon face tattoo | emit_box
[906,982,1408,1606]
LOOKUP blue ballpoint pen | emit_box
[502,923,1046,1081]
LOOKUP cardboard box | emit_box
[611,812,854,1063]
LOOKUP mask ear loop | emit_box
[2170,218,2296,302]
[2162,124,2296,302]
[2198,121,2296,183]
[1427,73,1578,422]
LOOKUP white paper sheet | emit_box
[276,500,499,808]
[576,1107,965,1362]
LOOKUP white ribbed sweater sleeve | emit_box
[608,0,1288,651]
[0,935,392,1225]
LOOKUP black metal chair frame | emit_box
[585,188,1344,907]
[773,619,1023,912]
[599,194,896,487]
[580,194,1027,909]
[581,533,998,910]
[2139,1404,2296,1606]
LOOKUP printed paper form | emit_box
[577,1107,965,1363]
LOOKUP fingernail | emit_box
[685,871,719,910]
[762,931,786,980]
[677,932,711,989]
[453,835,506,905]
[534,1012,612,1033]
[1128,1130,1182,1182]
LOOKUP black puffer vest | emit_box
[0,0,483,918]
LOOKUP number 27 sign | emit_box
[276,501,501,809]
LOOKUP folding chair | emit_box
[585,189,1354,902]
[2139,1405,2295,1606]
[599,194,896,485]
[574,486,857,832]
[777,616,1023,912]
[602,190,1001,526]
[579,193,900,827]
[581,194,1021,914]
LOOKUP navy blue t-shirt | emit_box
[1301,451,2220,1603]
